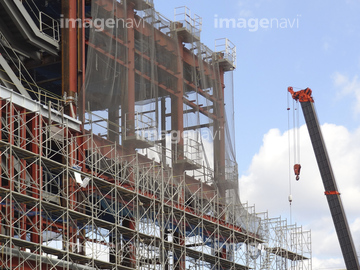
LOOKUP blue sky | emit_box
[154,0,360,173]
[154,0,360,268]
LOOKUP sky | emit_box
[152,0,360,269]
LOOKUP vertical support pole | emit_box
[108,108,120,143]
[172,38,185,270]
[7,102,14,239]
[119,3,137,267]
[161,97,166,164]
[213,66,227,263]
[78,0,86,124]
[77,0,86,252]
[77,133,86,256]
[63,126,70,253]
[69,135,77,252]
[62,128,78,253]
[62,0,78,117]
[122,2,136,150]
[0,100,2,237]
[213,67,226,200]
[109,233,116,263]
[30,113,40,246]
[19,108,27,242]
[172,39,185,172]
[122,218,136,268]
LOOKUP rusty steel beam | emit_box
[62,0,78,118]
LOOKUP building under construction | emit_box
[0,0,311,269]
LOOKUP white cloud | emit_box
[312,257,344,270]
[333,72,360,114]
[346,0,360,5]
[237,1,254,18]
[237,0,270,17]
[239,9,253,18]
[239,124,360,268]
[323,41,330,52]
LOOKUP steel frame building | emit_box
[0,0,311,269]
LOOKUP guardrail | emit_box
[20,0,60,42]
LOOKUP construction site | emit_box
[0,0,312,269]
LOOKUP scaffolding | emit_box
[0,84,311,269]
[0,0,311,269]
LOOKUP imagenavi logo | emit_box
[214,14,301,32]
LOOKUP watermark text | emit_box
[214,15,301,32]
[60,15,145,31]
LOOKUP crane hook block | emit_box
[293,164,301,181]
[288,87,314,103]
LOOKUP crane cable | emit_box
[287,89,302,225]
[294,99,301,166]
[287,91,293,224]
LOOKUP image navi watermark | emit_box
[60,15,146,31]
[214,15,301,32]
[138,128,223,144]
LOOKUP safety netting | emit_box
[80,0,262,240]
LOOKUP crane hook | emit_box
[293,164,301,181]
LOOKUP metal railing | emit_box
[183,136,202,164]
[214,38,237,69]
[124,111,157,143]
[138,9,172,35]
[20,0,60,42]
[0,31,39,95]
[172,134,202,168]
[225,160,238,183]
[0,31,63,111]
[173,6,202,40]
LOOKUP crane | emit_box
[288,86,360,270]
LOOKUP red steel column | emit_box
[0,100,2,238]
[62,0,80,254]
[7,102,15,240]
[68,132,77,252]
[172,38,186,270]
[78,0,86,125]
[172,38,185,173]
[77,132,86,255]
[121,3,136,150]
[19,108,27,242]
[30,113,43,247]
[214,66,227,261]
[122,3,137,268]
[214,67,226,197]
[77,0,86,255]
[62,0,78,118]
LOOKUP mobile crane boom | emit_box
[288,87,360,270]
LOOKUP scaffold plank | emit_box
[266,247,309,261]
